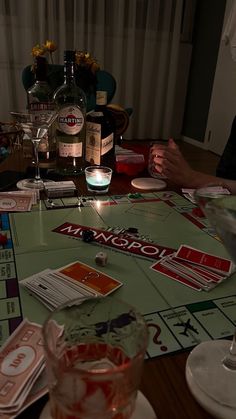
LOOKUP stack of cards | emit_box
[151,245,233,291]
[0,319,47,418]
[44,181,76,198]
[21,261,123,310]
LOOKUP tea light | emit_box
[85,166,112,193]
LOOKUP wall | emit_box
[182,0,226,143]
[206,0,236,156]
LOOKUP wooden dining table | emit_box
[0,149,217,419]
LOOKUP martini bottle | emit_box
[53,50,87,175]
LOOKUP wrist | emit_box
[183,169,199,188]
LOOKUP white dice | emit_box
[95,251,108,267]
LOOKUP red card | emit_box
[151,260,202,291]
[172,257,224,283]
[57,261,122,296]
[175,245,232,274]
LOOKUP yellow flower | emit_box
[44,40,57,53]
[31,44,46,57]
[75,50,100,74]
[31,41,57,65]
[30,43,99,78]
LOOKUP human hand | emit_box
[150,138,196,186]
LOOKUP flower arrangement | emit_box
[31,40,57,64]
[75,51,100,75]
[30,40,100,94]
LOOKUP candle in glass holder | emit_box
[85,166,112,193]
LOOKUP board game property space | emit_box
[1,191,236,360]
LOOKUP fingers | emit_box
[154,154,177,176]
[168,138,177,149]
[150,139,185,180]
[151,139,179,158]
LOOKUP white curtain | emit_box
[0,0,195,139]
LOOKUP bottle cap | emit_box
[64,50,76,62]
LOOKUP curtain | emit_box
[0,0,195,139]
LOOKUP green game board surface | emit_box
[1,191,236,359]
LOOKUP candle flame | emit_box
[95,172,103,182]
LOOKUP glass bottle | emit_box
[86,91,115,169]
[53,50,87,175]
[27,56,56,168]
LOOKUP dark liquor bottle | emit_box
[27,56,56,168]
[86,91,115,168]
[53,50,87,175]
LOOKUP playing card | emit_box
[175,245,232,275]
[56,261,123,296]
[172,256,225,283]
[21,262,123,311]
[21,270,67,307]
[151,259,202,291]
[47,271,94,296]
[162,256,215,291]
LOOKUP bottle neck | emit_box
[34,57,48,82]
[96,91,107,107]
[64,61,76,84]
[96,90,107,107]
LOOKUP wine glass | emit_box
[186,194,236,418]
[10,110,57,190]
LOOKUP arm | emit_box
[151,139,236,192]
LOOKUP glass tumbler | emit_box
[194,184,231,215]
[148,142,167,179]
[42,296,148,419]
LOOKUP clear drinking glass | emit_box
[148,142,167,179]
[186,194,236,414]
[42,296,148,419]
[10,110,57,190]
[85,166,113,193]
[194,184,231,214]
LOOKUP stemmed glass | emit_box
[186,194,236,418]
[10,110,57,190]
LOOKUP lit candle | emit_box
[85,166,112,193]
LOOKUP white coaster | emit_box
[16,179,53,191]
[186,342,236,419]
[39,391,157,419]
[131,178,166,190]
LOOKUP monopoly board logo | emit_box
[53,222,175,261]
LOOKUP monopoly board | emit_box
[1,191,236,360]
